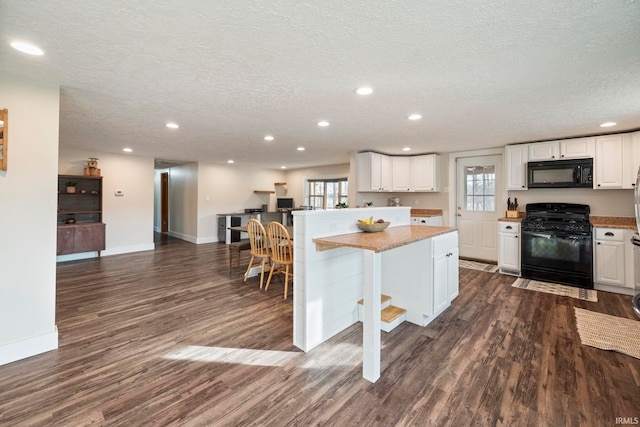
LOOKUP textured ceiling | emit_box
[2,1,639,169]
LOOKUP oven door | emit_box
[521,229,593,288]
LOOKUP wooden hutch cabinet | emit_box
[57,174,105,256]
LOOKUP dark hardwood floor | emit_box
[1,237,639,426]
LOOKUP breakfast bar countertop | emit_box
[313,225,456,253]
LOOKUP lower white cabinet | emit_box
[433,232,459,315]
[381,230,459,327]
[593,227,634,292]
[498,221,521,276]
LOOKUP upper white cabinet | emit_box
[505,145,528,190]
[595,134,624,189]
[357,152,392,192]
[560,137,595,159]
[529,141,559,161]
[528,138,594,161]
[357,152,439,192]
[392,157,411,191]
[622,131,640,189]
[411,154,440,192]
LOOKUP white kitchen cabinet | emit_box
[392,157,411,191]
[594,134,624,189]
[559,137,595,159]
[498,221,520,276]
[529,141,559,161]
[594,228,627,287]
[505,145,529,190]
[357,152,392,192]
[411,154,440,192]
[433,232,459,315]
[528,138,594,162]
[622,131,640,189]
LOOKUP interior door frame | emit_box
[447,147,508,229]
[161,172,169,233]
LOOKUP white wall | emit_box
[284,163,350,207]
[167,163,199,242]
[197,162,286,242]
[58,149,155,258]
[507,188,634,217]
[0,73,60,365]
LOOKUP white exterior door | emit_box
[456,155,502,261]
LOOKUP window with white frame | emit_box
[307,178,348,209]
[464,165,496,211]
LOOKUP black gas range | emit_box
[521,203,593,289]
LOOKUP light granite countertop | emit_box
[313,225,456,253]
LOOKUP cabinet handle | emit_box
[515,236,518,239]
[552,155,555,159]
[605,232,614,236]
[561,155,564,158]
[597,184,601,187]
[506,225,512,230]
[522,185,525,188]
[597,242,601,245]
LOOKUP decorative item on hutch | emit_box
[84,157,100,176]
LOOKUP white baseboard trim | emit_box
[102,243,155,256]
[56,243,156,262]
[196,236,217,244]
[0,327,58,366]
[167,231,197,243]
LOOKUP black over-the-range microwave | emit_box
[527,158,593,188]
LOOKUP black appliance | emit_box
[277,198,294,210]
[244,208,264,213]
[527,158,593,188]
[218,216,241,243]
[521,203,593,288]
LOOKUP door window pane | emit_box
[464,165,496,212]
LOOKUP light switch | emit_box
[115,190,124,197]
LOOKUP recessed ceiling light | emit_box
[402,147,411,152]
[297,147,305,151]
[123,148,133,153]
[408,114,422,121]
[227,160,234,164]
[166,122,179,129]
[356,87,373,95]
[264,135,274,141]
[281,166,287,169]
[600,122,617,127]
[317,121,330,127]
[10,41,44,56]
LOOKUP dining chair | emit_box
[265,221,294,299]
[244,219,271,289]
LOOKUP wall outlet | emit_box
[115,190,124,197]
[414,199,419,205]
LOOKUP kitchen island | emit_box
[292,207,458,382]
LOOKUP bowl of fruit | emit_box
[357,217,390,233]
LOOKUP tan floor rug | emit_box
[459,259,498,273]
[574,307,640,359]
[511,278,598,302]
